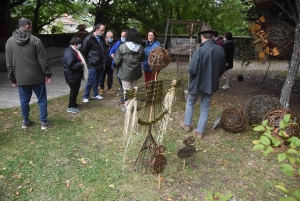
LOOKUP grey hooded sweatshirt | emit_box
[5,28,52,85]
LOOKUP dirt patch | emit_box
[216,64,300,115]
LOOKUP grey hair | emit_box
[18,18,32,28]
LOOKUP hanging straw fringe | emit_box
[123,87,139,165]
[157,80,176,143]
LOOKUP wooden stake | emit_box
[158,173,161,189]
[183,158,186,170]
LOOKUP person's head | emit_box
[18,18,32,32]
[147,30,158,42]
[120,30,127,42]
[213,30,218,38]
[198,25,214,43]
[105,31,114,43]
[125,28,142,45]
[224,32,233,41]
[93,23,105,37]
[70,37,82,50]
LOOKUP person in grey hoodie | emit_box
[114,28,145,110]
[5,18,52,130]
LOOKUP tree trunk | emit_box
[280,25,300,108]
[0,0,11,53]
[32,0,42,34]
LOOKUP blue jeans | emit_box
[183,93,213,134]
[18,83,48,123]
[83,68,103,99]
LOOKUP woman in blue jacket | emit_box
[142,30,161,84]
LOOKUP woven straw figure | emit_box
[177,136,196,170]
[263,108,300,141]
[220,107,248,133]
[150,145,167,189]
[246,95,281,124]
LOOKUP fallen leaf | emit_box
[78,183,84,188]
[0,175,4,178]
[29,188,33,192]
[103,129,106,132]
[29,161,33,165]
[15,191,20,196]
[109,184,115,188]
[160,176,165,181]
[90,127,94,129]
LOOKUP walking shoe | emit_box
[180,123,192,132]
[41,122,53,130]
[22,121,32,129]
[107,89,116,94]
[93,95,104,100]
[99,89,104,94]
[193,129,204,139]
[222,85,229,89]
[83,98,89,103]
[67,107,79,114]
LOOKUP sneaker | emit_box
[22,121,32,129]
[180,123,192,132]
[67,107,78,114]
[107,89,116,94]
[41,122,53,130]
[99,89,104,94]
[193,129,204,139]
[83,98,89,103]
[93,95,103,100]
[222,85,229,89]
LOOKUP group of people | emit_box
[5,18,163,129]
[61,25,162,113]
[6,17,234,137]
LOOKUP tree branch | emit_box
[9,0,27,8]
[274,1,298,24]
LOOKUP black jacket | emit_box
[223,41,235,70]
[61,46,83,83]
[81,33,105,70]
[104,41,114,66]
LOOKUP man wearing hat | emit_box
[74,24,89,44]
[180,25,225,139]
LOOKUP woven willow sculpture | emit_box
[250,15,295,58]
[220,107,248,133]
[246,95,281,124]
[177,136,196,170]
[263,108,300,140]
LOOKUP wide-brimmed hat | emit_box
[76,24,87,29]
[198,25,214,35]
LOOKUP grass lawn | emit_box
[0,67,299,201]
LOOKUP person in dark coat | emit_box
[222,32,235,89]
[180,25,225,139]
[99,31,115,94]
[61,37,85,114]
[213,30,223,48]
[5,18,52,130]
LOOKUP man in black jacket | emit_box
[81,23,106,103]
[5,18,52,130]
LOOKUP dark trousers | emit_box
[68,80,81,108]
[100,65,113,90]
[18,82,48,123]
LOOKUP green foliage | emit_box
[252,114,300,200]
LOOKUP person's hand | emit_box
[12,83,18,87]
[111,54,115,58]
[45,77,51,84]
